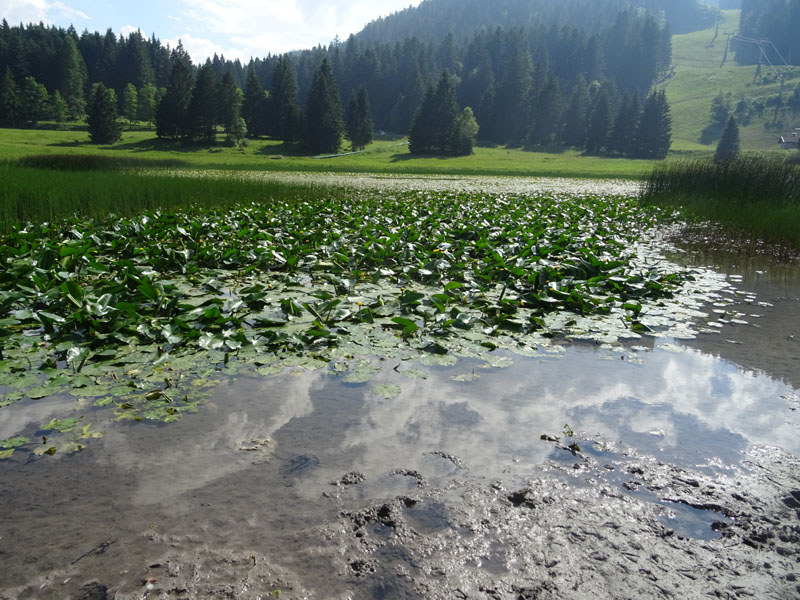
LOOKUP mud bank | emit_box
[2,442,798,599]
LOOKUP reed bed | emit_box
[641,156,800,247]
[0,163,337,233]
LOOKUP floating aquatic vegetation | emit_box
[0,188,737,457]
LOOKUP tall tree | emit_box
[561,74,591,147]
[714,116,740,163]
[186,60,218,143]
[241,67,267,138]
[584,87,611,154]
[304,57,344,154]
[607,92,640,156]
[269,56,303,142]
[409,70,475,155]
[0,67,21,126]
[122,83,138,126]
[633,89,672,159]
[137,83,157,127]
[86,83,121,143]
[216,71,240,137]
[155,42,193,139]
[345,84,374,151]
[50,90,68,127]
[56,35,87,118]
[20,76,50,125]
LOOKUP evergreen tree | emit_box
[714,116,740,163]
[241,68,267,138]
[607,92,640,156]
[584,88,610,154]
[122,83,138,126]
[345,84,374,151]
[86,83,121,143]
[561,74,590,148]
[526,73,561,146]
[633,90,672,159]
[409,70,475,156]
[701,91,731,144]
[304,58,344,154]
[50,90,68,127]
[137,83,157,126]
[491,37,533,144]
[269,56,303,142]
[0,67,21,126]
[155,42,193,139]
[216,71,240,137]
[186,60,218,143]
[57,35,87,119]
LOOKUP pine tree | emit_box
[304,58,344,155]
[345,84,374,151]
[633,90,672,159]
[269,56,303,142]
[0,67,22,126]
[122,83,138,126]
[86,83,121,144]
[241,68,267,138]
[186,60,218,143]
[714,116,740,163]
[584,88,610,154]
[155,42,194,139]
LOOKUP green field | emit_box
[667,9,800,153]
[0,126,656,180]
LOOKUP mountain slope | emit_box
[665,10,799,152]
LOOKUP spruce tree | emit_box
[0,68,21,126]
[86,83,121,144]
[409,71,475,156]
[714,116,740,163]
[584,88,610,154]
[241,68,267,138]
[561,74,590,148]
[270,56,303,142]
[217,71,240,137]
[186,61,218,143]
[304,58,344,155]
[155,42,194,139]
[634,90,672,159]
[345,84,374,151]
[57,35,87,119]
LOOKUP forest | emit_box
[0,0,679,157]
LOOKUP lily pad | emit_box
[372,382,402,399]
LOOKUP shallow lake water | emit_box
[1,183,799,597]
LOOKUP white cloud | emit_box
[175,0,423,60]
[0,0,88,25]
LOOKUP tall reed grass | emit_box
[0,163,340,234]
[641,156,800,247]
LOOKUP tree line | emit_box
[0,8,673,157]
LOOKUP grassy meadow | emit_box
[667,9,800,153]
[0,126,657,180]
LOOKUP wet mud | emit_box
[2,231,800,599]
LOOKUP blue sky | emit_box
[0,0,424,63]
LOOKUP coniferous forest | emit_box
[0,0,684,157]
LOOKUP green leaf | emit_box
[0,436,28,449]
[42,418,79,433]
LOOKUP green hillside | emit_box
[666,9,799,153]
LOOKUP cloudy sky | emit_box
[0,0,424,63]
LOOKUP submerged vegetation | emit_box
[641,156,800,247]
[0,174,719,459]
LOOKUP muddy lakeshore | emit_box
[2,228,800,599]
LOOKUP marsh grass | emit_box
[15,153,190,171]
[0,163,335,233]
[641,156,800,247]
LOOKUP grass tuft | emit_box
[15,153,190,171]
[641,155,800,247]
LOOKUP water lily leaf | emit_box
[34,446,57,456]
[372,383,402,399]
[452,372,480,382]
[0,448,16,459]
[0,436,28,449]
[43,418,79,433]
[26,383,63,400]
